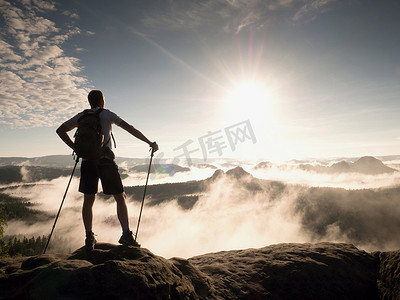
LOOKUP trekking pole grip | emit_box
[149,142,157,157]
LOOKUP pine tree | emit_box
[0,209,9,258]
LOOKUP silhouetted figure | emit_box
[56,90,158,250]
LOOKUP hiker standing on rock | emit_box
[56,90,158,250]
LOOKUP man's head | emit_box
[88,90,105,108]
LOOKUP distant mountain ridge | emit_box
[0,155,77,168]
[0,155,241,169]
[0,156,190,184]
[0,165,73,184]
[0,155,146,168]
[1,154,399,171]
[300,156,398,175]
[254,156,398,175]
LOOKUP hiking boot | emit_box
[85,232,96,251]
[119,231,140,247]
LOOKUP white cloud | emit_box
[62,10,79,20]
[292,0,337,23]
[141,0,265,32]
[141,0,339,33]
[85,30,95,36]
[267,0,298,11]
[74,47,86,53]
[20,0,56,10]
[0,0,88,128]
[0,40,23,61]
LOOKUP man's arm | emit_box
[118,120,158,151]
[56,124,75,151]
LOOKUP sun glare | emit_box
[219,79,285,161]
[224,80,275,123]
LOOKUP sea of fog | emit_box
[2,157,400,258]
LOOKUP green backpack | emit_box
[74,109,105,160]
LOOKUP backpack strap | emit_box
[111,132,117,149]
[96,108,117,149]
[102,133,117,149]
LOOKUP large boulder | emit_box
[0,243,197,300]
[189,243,379,300]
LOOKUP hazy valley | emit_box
[1,155,400,259]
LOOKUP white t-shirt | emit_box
[62,108,123,149]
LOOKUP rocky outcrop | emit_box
[0,243,197,300]
[1,242,400,299]
[190,243,379,300]
[376,250,400,300]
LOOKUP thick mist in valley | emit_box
[1,155,400,258]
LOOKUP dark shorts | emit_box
[79,158,124,195]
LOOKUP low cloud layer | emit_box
[3,162,400,258]
[0,0,89,128]
[251,165,400,190]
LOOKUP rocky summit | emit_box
[0,242,399,299]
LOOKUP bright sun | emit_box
[224,80,274,123]
[219,79,285,161]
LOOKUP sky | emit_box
[1,0,400,162]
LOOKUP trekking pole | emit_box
[43,156,79,254]
[134,147,155,242]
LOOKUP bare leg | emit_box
[113,192,129,230]
[83,194,96,232]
